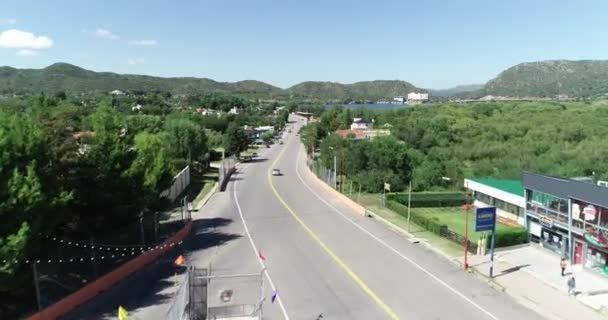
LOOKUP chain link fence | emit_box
[165,267,264,320]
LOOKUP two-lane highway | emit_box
[232,116,543,319]
[66,116,544,319]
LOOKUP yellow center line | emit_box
[267,143,400,320]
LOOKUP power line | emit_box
[2,240,183,266]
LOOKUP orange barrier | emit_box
[28,221,193,320]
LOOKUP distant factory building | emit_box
[407,92,429,104]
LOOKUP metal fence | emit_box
[166,270,193,320]
[165,266,264,320]
[439,226,479,254]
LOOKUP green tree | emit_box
[163,118,208,163]
[224,122,249,156]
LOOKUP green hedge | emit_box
[492,228,529,248]
[387,192,467,208]
[386,200,528,248]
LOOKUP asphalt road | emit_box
[65,115,544,320]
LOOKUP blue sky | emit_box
[1,0,607,89]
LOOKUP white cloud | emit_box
[95,28,119,40]
[0,29,53,49]
[16,49,39,56]
[0,18,17,25]
[127,57,145,65]
[129,39,158,46]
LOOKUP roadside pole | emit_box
[489,223,497,278]
[333,156,337,189]
[407,180,412,232]
[464,181,470,270]
[33,262,42,311]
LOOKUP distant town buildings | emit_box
[393,96,406,104]
[229,107,239,115]
[350,118,373,130]
[336,118,391,141]
[110,90,125,95]
[407,92,429,104]
[131,104,143,111]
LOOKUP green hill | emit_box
[286,80,422,100]
[0,63,284,95]
[482,60,608,98]
[430,84,484,97]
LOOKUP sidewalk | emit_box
[490,245,608,314]
[360,205,608,319]
[451,249,607,320]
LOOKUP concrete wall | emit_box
[161,166,191,202]
[28,222,193,320]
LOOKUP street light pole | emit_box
[407,180,412,232]
[464,181,470,270]
[341,148,345,193]
[333,155,337,190]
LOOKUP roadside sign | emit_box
[384,183,391,191]
[475,207,496,232]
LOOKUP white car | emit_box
[272,169,281,176]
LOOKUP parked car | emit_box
[272,168,281,176]
[252,152,258,157]
[241,155,252,162]
[279,140,284,145]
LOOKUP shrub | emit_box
[387,192,467,208]
[492,228,529,248]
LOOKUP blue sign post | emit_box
[475,207,497,277]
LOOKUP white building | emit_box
[131,104,143,111]
[393,96,406,104]
[463,178,525,226]
[350,118,373,130]
[407,92,429,104]
[229,107,239,115]
[110,90,125,95]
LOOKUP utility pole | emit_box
[90,235,98,278]
[33,262,42,311]
[407,180,412,232]
[464,181,470,270]
[341,149,345,193]
[333,155,337,190]
[139,213,146,246]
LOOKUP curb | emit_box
[194,182,218,211]
[365,208,508,292]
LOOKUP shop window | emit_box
[572,199,607,230]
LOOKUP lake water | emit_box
[325,103,411,110]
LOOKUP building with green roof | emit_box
[464,177,526,226]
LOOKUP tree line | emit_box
[301,101,608,192]
[0,91,287,315]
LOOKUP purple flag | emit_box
[271,289,278,304]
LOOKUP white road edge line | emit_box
[294,146,500,320]
[233,164,290,320]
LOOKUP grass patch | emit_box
[410,207,524,243]
[193,180,216,205]
[241,145,262,156]
[367,205,463,256]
